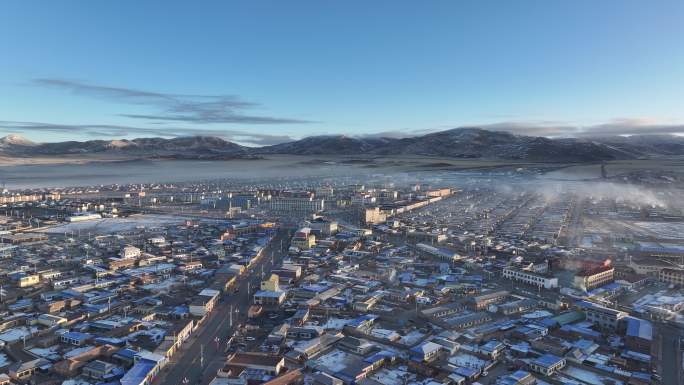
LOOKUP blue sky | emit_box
[1,1,683,145]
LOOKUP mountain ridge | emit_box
[1,128,683,162]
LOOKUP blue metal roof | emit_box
[62,331,92,341]
[626,317,653,340]
[120,359,156,385]
[533,353,563,368]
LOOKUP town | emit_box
[0,175,683,385]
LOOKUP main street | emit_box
[155,227,293,385]
[655,320,684,385]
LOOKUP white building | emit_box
[121,246,142,259]
[189,289,220,316]
[269,196,324,214]
[66,212,102,222]
[578,301,627,331]
[529,354,566,376]
[415,243,461,262]
[502,267,559,289]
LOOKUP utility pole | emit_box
[200,344,204,368]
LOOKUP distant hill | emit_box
[587,134,684,158]
[256,128,638,162]
[1,128,683,162]
[0,135,250,160]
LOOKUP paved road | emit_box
[156,228,293,385]
[656,321,684,385]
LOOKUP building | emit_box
[82,360,118,380]
[8,358,49,380]
[222,353,285,376]
[362,207,386,225]
[415,243,461,262]
[286,327,322,340]
[37,314,68,327]
[352,292,383,312]
[479,340,505,359]
[528,354,566,376]
[189,289,220,316]
[659,268,684,285]
[624,317,653,354]
[410,341,443,362]
[313,373,343,385]
[470,290,509,310]
[291,228,316,250]
[573,265,614,291]
[61,332,93,346]
[254,290,286,307]
[17,274,40,288]
[269,196,324,214]
[307,218,338,236]
[576,301,627,331]
[66,212,102,222]
[121,246,142,259]
[426,188,451,198]
[261,369,304,385]
[502,267,558,289]
[261,274,280,292]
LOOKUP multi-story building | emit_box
[269,196,324,214]
[291,228,316,250]
[17,274,40,288]
[659,268,684,285]
[306,218,338,236]
[261,274,280,292]
[426,188,451,198]
[470,290,509,310]
[121,245,142,259]
[573,265,614,291]
[577,300,627,331]
[502,267,558,289]
[362,207,386,225]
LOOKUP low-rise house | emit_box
[220,352,285,377]
[189,289,220,316]
[479,340,505,359]
[61,331,93,346]
[254,290,286,307]
[286,327,322,340]
[312,372,343,385]
[36,313,68,327]
[338,336,375,355]
[8,358,49,380]
[410,341,443,362]
[82,360,119,380]
[528,354,566,376]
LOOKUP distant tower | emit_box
[600,162,607,179]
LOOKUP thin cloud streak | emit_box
[477,118,684,138]
[32,78,313,125]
